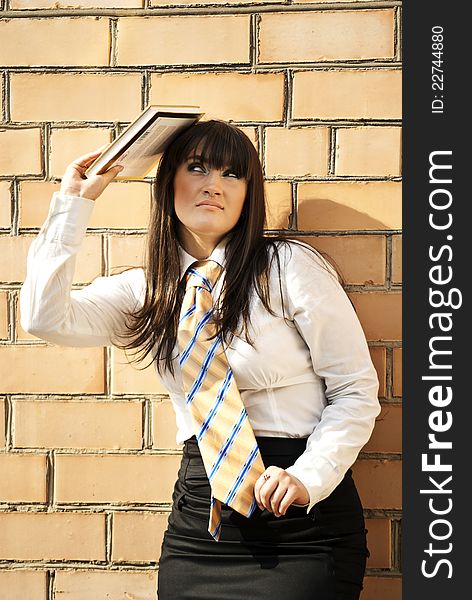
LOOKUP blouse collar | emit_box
[178,234,229,281]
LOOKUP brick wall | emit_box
[0,1,402,598]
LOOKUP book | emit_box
[84,104,204,180]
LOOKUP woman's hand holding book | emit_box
[59,145,124,201]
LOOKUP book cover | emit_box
[84,104,204,180]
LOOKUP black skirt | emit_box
[158,435,369,600]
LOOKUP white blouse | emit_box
[20,192,381,514]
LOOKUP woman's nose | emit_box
[203,170,222,195]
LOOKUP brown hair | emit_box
[114,119,342,377]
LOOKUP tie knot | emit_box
[184,259,223,293]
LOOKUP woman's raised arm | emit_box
[19,150,144,347]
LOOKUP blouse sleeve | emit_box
[281,241,381,514]
[19,192,145,348]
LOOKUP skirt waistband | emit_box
[183,434,309,459]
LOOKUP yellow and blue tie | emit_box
[177,259,266,542]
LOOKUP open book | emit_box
[84,104,204,180]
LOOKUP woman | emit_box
[20,120,380,599]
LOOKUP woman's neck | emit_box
[178,227,227,260]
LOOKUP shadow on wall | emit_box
[297,197,400,231]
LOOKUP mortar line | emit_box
[290,180,298,231]
[109,17,118,68]
[48,450,55,507]
[11,178,19,236]
[4,395,12,451]
[142,70,150,109]
[394,5,402,63]
[106,512,113,563]
[3,117,402,128]
[7,289,15,342]
[2,3,405,19]
[48,569,55,600]
[144,397,151,450]
[3,62,402,75]
[385,233,393,289]
[328,126,337,176]
[43,122,51,181]
[385,345,393,400]
[250,13,258,68]
[285,67,293,124]
[1,71,9,123]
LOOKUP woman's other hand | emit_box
[59,145,124,201]
[254,467,310,517]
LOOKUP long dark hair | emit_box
[114,119,341,377]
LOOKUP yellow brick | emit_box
[0,570,48,600]
[0,398,5,448]
[50,127,112,177]
[0,129,42,176]
[392,234,402,283]
[15,293,46,342]
[18,182,58,230]
[0,346,105,394]
[364,517,392,568]
[335,127,402,177]
[112,512,168,562]
[364,404,401,455]
[0,18,109,67]
[0,512,105,561]
[11,74,142,122]
[265,181,292,230]
[0,291,8,339]
[236,126,258,150]
[152,399,179,448]
[259,10,395,62]
[12,399,143,450]
[55,454,181,503]
[0,234,102,283]
[0,181,11,227]
[117,16,250,65]
[350,292,402,341]
[293,69,401,120]
[54,570,157,600]
[265,127,329,177]
[19,181,151,230]
[111,347,168,395]
[108,234,146,270]
[352,459,402,509]
[90,183,151,230]
[301,235,386,285]
[151,72,284,122]
[0,235,35,283]
[12,1,141,7]
[362,576,402,600]
[298,181,402,231]
[0,454,47,502]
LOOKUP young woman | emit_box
[20,120,381,600]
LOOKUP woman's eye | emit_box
[224,170,239,178]
[188,162,205,173]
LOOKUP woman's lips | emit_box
[196,202,223,210]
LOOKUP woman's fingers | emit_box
[254,467,309,516]
[71,144,109,167]
[101,164,124,184]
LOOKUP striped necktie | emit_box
[177,259,266,542]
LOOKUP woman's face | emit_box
[173,153,248,252]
